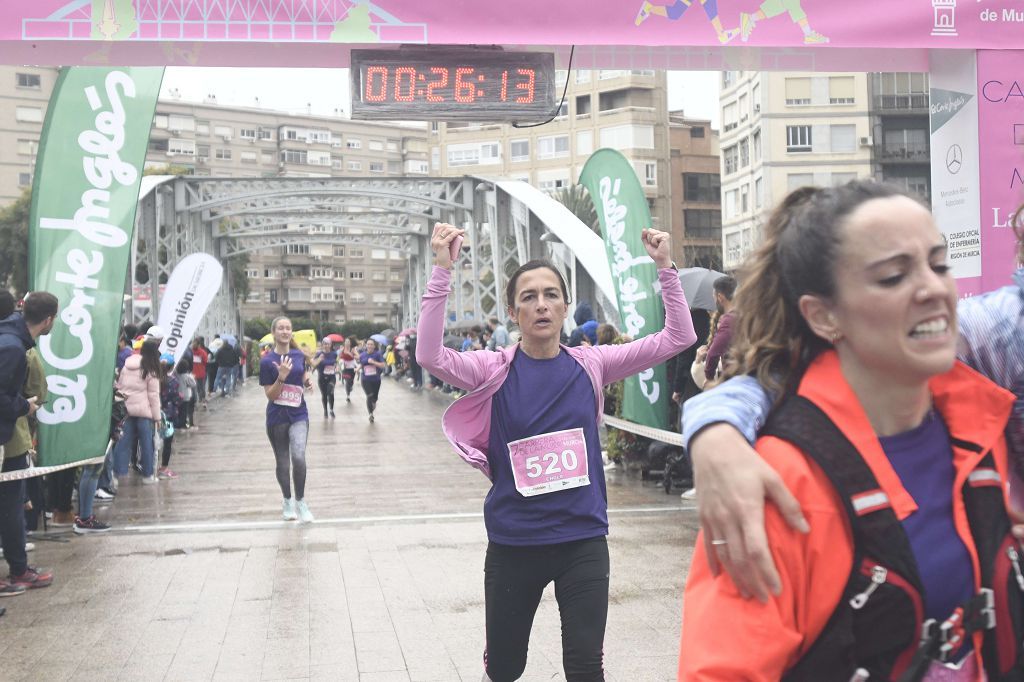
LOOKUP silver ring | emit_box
[711,539,728,546]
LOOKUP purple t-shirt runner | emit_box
[879,411,974,659]
[259,349,309,426]
[486,348,607,546]
[359,351,384,382]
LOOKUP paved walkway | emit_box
[0,376,700,681]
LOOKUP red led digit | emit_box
[394,67,415,102]
[515,68,536,104]
[501,70,509,102]
[425,66,448,102]
[365,66,388,103]
[454,67,475,103]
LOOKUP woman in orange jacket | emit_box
[679,181,1020,681]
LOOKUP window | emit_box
[480,142,500,164]
[307,150,331,166]
[214,125,232,138]
[877,72,929,109]
[350,292,366,304]
[755,177,764,208]
[883,128,928,158]
[153,115,169,129]
[311,268,332,279]
[287,288,311,302]
[598,125,653,150]
[372,249,387,260]
[349,271,364,280]
[390,293,402,304]
[197,121,210,135]
[16,73,40,89]
[346,139,362,149]
[373,293,388,304]
[372,271,386,281]
[264,268,280,278]
[684,173,721,203]
[369,161,384,173]
[349,248,364,258]
[576,130,593,156]
[537,135,570,159]
[246,290,261,303]
[690,126,705,138]
[15,107,42,123]
[739,138,750,168]
[18,173,31,187]
[390,271,403,282]
[447,144,481,166]
[752,129,762,162]
[738,94,749,121]
[787,173,814,191]
[259,129,273,140]
[281,149,307,164]
[829,76,856,105]
[722,103,737,131]
[168,138,196,156]
[168,115,195,132]
[643,162,657,187]
[287,244,310,255]
[723,145,738,175]
[683,209,722,238]
[215,148,232,160]
[387,141,398,151]
[347,160,362,171]
[575,95,592,116]
[510,139,530,162]
[830,124,857,153]
[740,184,749,214]
[261,151,274,164]
[404,160,428,174]
[333,246,346,257]
[724,189,738,219]
[239,128,257,139]
[786,125,812,152]
[722,71,738,88]
[311,287,334,302]
[369,140,384,151]
[576,71,592,84]
[334,290,346,303]
[431,147,440,170]
[785,77,812,106]
[245,268,259,278]
[538,177,568,192]
[16,139,35,155]
[267,289,278,304]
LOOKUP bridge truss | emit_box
[132,175,614,339]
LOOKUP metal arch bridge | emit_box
[132,175,619,339]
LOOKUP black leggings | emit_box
[484,536,609,682]
[319,376,336,412]
[342,370,355,397]
[361,379,380,414]
[161,434,174,468]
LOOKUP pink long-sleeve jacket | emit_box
[416,265,697,479]
[116,354,162,421]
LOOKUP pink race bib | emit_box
[193,354,202,364]
[323,365,336,375]
[921,653,979,681]
[273,384,303,408]
[363,365,377,376]
[507,428,590,497]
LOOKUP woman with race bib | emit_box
[417,222,696,681]
[259,316,315,523]
[359,339,386,423]
[311,338,338,418]
[339,337,357,403]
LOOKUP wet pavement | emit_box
[0,376,701,681]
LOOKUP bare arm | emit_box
[263,355,293,401]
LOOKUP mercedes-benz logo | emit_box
[946,144,963,174]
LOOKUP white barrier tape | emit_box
[0,455,105,482]
[602,415,684,447]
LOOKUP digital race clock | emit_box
[350,47,557,122]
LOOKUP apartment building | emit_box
[431,70,672,229]
[0,66,59,205]
[718,71,874,270]
[868,72,931,202]
[668,114,722,271]
[144,99,432,324]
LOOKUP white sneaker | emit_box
[282,498,297,521]
[94,488,114,501]
[25,542,34,552]
[142,475,158,485]
[296,500,314,523]
[681,488,698,500]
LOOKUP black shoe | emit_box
[324,410,328,418]
[330,410,335,418]
[369,414,375,423]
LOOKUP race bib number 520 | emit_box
[507,428,590,497]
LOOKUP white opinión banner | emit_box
[157,253,224,365]
[929,51,982,294]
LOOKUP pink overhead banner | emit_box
[977,50,1024,290]
[3,1,1024,66]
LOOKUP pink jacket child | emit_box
[416,265,697,478]
[116,354,161,421]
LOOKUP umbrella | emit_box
[258,333,273,346]
[677,267,728,312]
[443,334,463,350]
[325,333,345,343]
[399,327,416,336]
[370,333,388,346]
[380,328,397,340]
[449,318,485,332]
[222,333,238,347]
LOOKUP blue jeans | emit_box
[214,366,236,395]
[113,417,155,477]
[79,463,103,519]
[0,454,29,575]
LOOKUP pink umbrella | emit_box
[325,333,345,343]
[400,327,416,336]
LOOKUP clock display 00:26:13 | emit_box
[362,66,538,105]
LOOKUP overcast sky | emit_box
[160,68,722,128]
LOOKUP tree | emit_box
[245,317,271,340]
[339,319,385,340]
[143,164,190,177]
[555,184,600,235]
[0,188,31,293]
[227,244,250,301]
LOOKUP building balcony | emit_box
[876,142,929,163]
[873,94,929,114]
[283,254,313,266]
